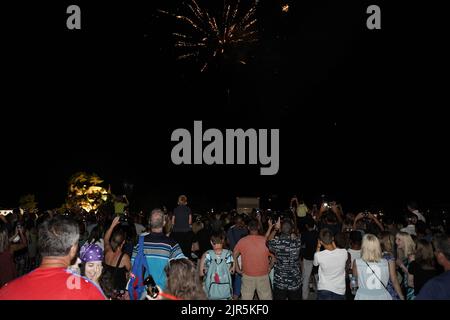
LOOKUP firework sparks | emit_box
[159,0,258,72]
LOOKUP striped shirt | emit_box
[131,232,185,290]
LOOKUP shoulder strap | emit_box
[138,234,145,255]
[116,251,126,268]
[138,235,147,280]
[365,261,389,292]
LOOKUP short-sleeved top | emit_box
[204,250,234,273]
[268,235,302,290]
[173,205,191,232]
[313,248,348,295]
[234,235,270,277]
[416,271,450,300]
[131,232,185,290]
[114,202,127,215]
[408,261,438,296]
[354,258,392,300]
[0,267,106,300]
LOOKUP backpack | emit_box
[127,235,150,300]
[204,249,233,300]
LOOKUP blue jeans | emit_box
[233,273,242,297]
[317,290,346,300]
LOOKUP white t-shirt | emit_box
[313,248,348,295]
[347,248,361,266]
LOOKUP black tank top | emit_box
[103,252,128,290]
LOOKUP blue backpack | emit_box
[128,235,150,300]
[204,249,233,300]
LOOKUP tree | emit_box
[19,194,38,212]
[67,172,111,213]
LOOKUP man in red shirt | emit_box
[0,215,105,300]
[233,219,273,300]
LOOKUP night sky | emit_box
[1,1,448,215]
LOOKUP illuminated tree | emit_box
[19,194,38,212]
[67,172,111,213]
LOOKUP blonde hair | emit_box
[178,195,188,205]
[379,231,395,254]
[361,234,382,262]
[396,232,416,260]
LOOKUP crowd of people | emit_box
[0,195,449,300]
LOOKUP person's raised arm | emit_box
[368,213,384,231]
[265,218,275,240]
[104,216,121,253]
[317,203,328,220]
[331,202,344,224]
[267,218,281,241]
[353,213,364,230]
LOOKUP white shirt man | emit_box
[314,247,348,296]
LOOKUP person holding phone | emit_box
[353,212,384,234]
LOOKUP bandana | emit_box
[80,243,104,263]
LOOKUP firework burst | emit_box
[159,0,258,72]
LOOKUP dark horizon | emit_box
[1,1,448,216]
